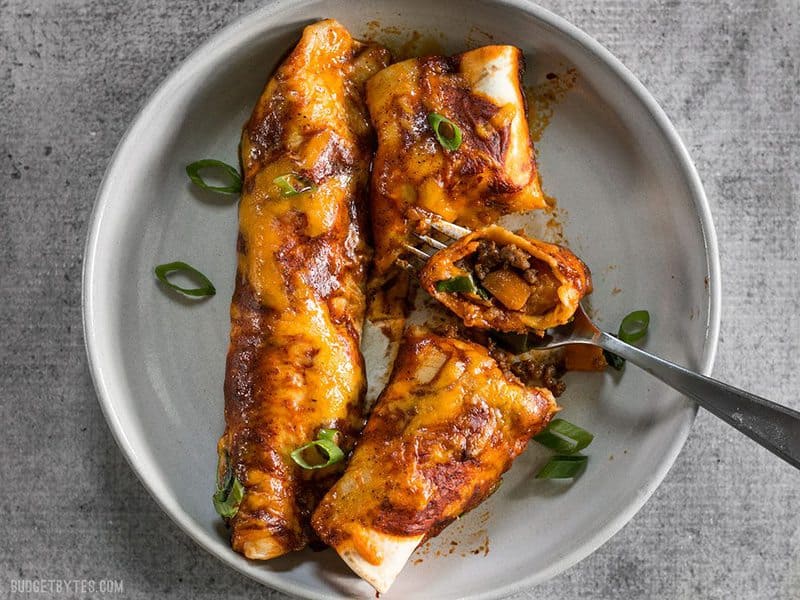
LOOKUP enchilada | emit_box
[216,19,390,559]
[365,45,548,318]
[312,327,559,592]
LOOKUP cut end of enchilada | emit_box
[312,327,558,593]
[366,45,547,284]
[238,534,293,561]
[333,528,424,594]
[420,225,592,334]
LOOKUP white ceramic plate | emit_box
[82,2,721,599]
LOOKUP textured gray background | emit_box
[1,0,799,598]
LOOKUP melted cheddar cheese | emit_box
[312,328,558,593]
[366,45,547,284]
[218,19,390,560]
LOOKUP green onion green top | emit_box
[290,428,345,470]
[186,159,242,194]
[213,452,245,518]
[154,261,216,297]
[535,455,588,479]
[534,418,593,479]
[603,346,626,371]
[428,113,463,151]
[604,309,651,370]
[273,173,315,197]
[435,275,478,293]
[618,309,650,344]
[533,418,594,455]
[435,274,489,299]
[490,332,532,354]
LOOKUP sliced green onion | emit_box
[273,173,315,197]
[491,332,531,354]
[290,429,345,470]
[603,343,626,371]
[186,159,242,194]
[213,452,245,518]
[428,113,463,151]
[316,428,339,442]
[434,274,488,299]
[618,310,650,344]
[533,419,594,454]
[535,455,588,479]
[605,309,651,370]
[435,275,477,293]
[154,261,216,297]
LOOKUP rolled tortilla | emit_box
[366,45,547,286]
[312,327,558,592]
[217,20,390,559]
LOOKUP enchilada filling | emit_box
[420,225,592,334]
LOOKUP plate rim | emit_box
[82,1,721,598]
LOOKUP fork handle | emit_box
[598,331,800,470]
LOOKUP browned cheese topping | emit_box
[218,19,390,560]
[313,328,558,555]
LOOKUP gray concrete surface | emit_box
[1,1,798,598]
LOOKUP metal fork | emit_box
[405,214,800,470]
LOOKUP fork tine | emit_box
[396,258,418,272]
[403,243,434,260]
[414,233,448,250]
[426,216,472,240]
[403,212,473,264]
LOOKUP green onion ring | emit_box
[533,419,594,454]
[605,309,651,369]
[428,113,463,151]
[213,451,245,518]
[186,159,242,194]
[273,173,315,197]
[618,309,650,344]
[290,429,345,470]
[603,342,626,371]
[435,275,478,294]
[535,455,588,479]
[434,274,488,298]
[490,332,531,354]
[154,261,216,297]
